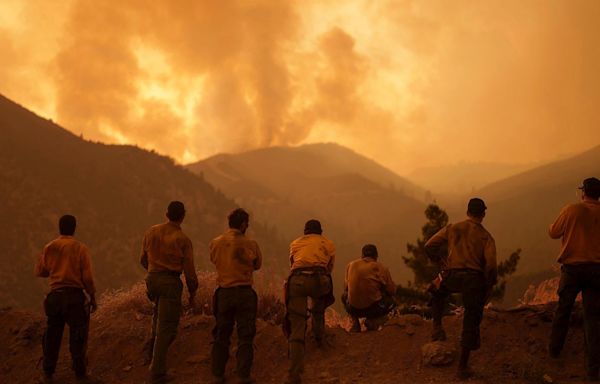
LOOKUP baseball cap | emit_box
[467,198,487,216]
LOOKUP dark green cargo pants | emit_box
[549,264,600,378]
[42,287,89,377]
[145,272,183,378]
[211,285,258,381]
[430,269,486,351]
[287,272,332,384]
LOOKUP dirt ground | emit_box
[0,285,592,384]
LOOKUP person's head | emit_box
[361,244,378,260]
[166,201,186,223]
[304,219,322,235]
[579,177,600,200]
[59,215,77,236]
[228,208,250,233]
[467,198,487,220]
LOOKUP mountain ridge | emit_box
[0,93,287,309]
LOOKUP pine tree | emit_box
[402,204,448,286]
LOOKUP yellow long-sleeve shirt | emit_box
[549,200,600,265]
[140,221,199,294]
[289,234,335,272]
[35,235,96,295]
[345,257,396,309]
[425,218,497,284]
[210,229,262,288]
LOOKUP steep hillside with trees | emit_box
[188,144,427,287]
[0,94,287,309]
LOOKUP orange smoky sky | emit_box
[1,0,600,174]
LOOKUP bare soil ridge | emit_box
[0,278,591,384]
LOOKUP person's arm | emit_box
[425,224,451,267]
[344,263,350,293]
[424,225,449,261]
[182,238,199,297]
[253,242,263,271]
[140,232,149,270]
[80,246,97,312]
[549,206,569,239]
[34,247,49,277]
[209,239,218,266]
[326,240,336,274]
[382,267,397,296]
[484,236,498,287]
[289,240,296,268]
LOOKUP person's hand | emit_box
[90,297,98,313]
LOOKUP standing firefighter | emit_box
[548,177,600,381]
[35,214,98,384]
[285,219,335,384]
[424,198,497,380]
[342,244,396,332]
[210,208,262,384]
[140,201,199,384]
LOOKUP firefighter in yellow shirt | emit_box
[140,201,199,384]
[342,244,396,332]
[210,208,262,384]
[35,214,97,383]
[425,198,497,380]
[285,219,335,384]
[548,177,600,382]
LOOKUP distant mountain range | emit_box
[3,91,599,309]
[0,94,287,309]
[188,141,600,303]
[471,144,600,275]
[408,162,537,196]
[188,144,428,286]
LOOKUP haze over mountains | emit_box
[188,141,600,303]
[1,92,599,309]
[0,94,287,309]
[409,162,537,197]
[470,144,600,275]
[188,144,429,286]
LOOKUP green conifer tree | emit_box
[402,204,448,286]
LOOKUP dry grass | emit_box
[96,270,352,329]
[96,270,288,324]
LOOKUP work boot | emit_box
[431,325,447,342]
[587,370,600,382]
[143,337,155,365]
[38,373,54,384]
[285,376,301,384]
[149,373,175,384]
[547,344,560,359]
[456,347,472,380]
[349,317,361,333]
[456,367,475,380]
[365,316,387,331]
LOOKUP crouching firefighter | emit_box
[284,219,335,384]
[342,244,397,332]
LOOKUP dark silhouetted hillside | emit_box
[188,144,426,286]
[0,94,287,309]
[442,145,600,303]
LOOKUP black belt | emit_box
[149,270,181,277]
[449,268,483,274]
[220,285,252,290]
[292,267,327,276]
[51,287,84,293]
